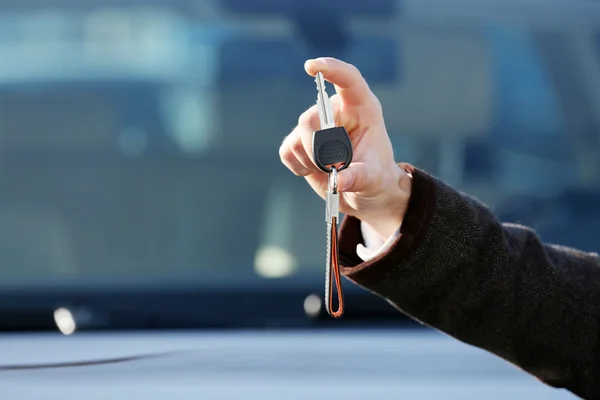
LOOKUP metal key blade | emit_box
[316,72,335,130]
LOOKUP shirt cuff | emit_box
[337,163,436,274]
[356,221,401,262]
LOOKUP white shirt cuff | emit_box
[356,221,401,262]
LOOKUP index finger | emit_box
[304,57,372,107]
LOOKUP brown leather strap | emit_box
[326,216,344,318]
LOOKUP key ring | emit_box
[328,166,338,194]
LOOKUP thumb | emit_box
[337,162,370,193]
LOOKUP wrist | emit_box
[360,163,412,241]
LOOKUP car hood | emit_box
[0,329,575,400]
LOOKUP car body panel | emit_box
[1,330,576,399]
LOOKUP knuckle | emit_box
[279,146,295,165]
[297,112,307,126]
[279,135,312,177]
[292,169,306,177]
[290,161,310,176]
[290,138,306,155]
[375,99,383,113]
[278,141,289,159]
[369,93,383,113]
[297,108,315,127]
[281,153,296,167]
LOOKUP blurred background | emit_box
[0,0,598,398]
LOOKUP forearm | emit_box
[339,165,600,399]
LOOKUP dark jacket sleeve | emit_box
[338,163,600,400]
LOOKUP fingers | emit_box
[304,58,374,107]
[279,143,310,176]
[279,126,314,176]
[279,112,319,176]
[303,162,369,201]
[337,162,370,193]
[297,104,320,132]
[279,95,342,177]
[297,94,342,130]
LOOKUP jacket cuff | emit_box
[338,164,437,277]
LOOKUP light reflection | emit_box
[254,245,297,278]
[53,307,76,335]
[303,294,322,318]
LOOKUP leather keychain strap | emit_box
[325,167,344,318]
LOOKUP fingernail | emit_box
[304,59,316,72]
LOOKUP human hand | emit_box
[279,57,412,241]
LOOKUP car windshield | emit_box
[0,0,599,330]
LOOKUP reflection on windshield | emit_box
[0,2,598,286]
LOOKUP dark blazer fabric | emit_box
[338,163,600,400]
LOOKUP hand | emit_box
[279,57,412,241]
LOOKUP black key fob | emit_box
[312,126,353,173]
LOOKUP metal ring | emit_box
[328,166,338,194]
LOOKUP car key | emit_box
[312,72,353,173]
[312,72,353,318]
